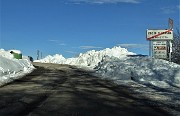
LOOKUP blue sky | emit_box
[1,0,180,58]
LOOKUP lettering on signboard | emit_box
[147,29,173,40]
[152,41,167,59]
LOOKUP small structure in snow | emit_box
[9,50,22,59]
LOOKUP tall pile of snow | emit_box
[66,46,135,67]
[0,49,34,86]
[35,46,135,68]
[0,49,14,59]
[34,46,180,88]
[36,54,66,64]
[95,56,180,88]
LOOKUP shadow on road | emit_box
[0,63,171,116]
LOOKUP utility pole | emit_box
[41,52,43,59]
[169,41,173,62]
[37,50,40,60]
[168,18,173,62]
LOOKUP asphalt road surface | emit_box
[0,63,171,116]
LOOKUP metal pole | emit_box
[37,50,39,60]
[169,41,172,62]
[41,52,42,59]
[149,41,151,57]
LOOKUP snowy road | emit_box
[0,63,173,116]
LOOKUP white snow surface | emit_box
[9,49,22,54]
[1,46,180,115]
[95,56,180,88]
[35,46,135,68]
[0,49,34,86]
[35,46,180,89]
[94,55,180,115]
[38,54,66,64]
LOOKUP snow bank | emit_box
[66,46,135,68]
[35,46,135,68]
[0,49,14,59]
[35,46,180,88]
[95,56,180,88]
[0,49,34,86]
[36,54,66,64]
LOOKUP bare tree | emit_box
[172,28,180,64]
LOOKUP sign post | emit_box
[168,18,173,61]
[146,19,174,61]
[146,25,173,60]
[169,18,173,30]
[169,41,173,61]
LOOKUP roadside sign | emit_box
[147,29,173,40]
[147,19,174,61]
[168,18,173,30]
[152,41,167,59]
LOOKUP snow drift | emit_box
[35,46,135,68]
[0,49,34,86]
[95,56,180,88]
[35,46,180,88]
[37,54,66,64]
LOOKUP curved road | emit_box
[0,63,170,116]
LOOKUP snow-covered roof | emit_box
[9,50,22,54]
